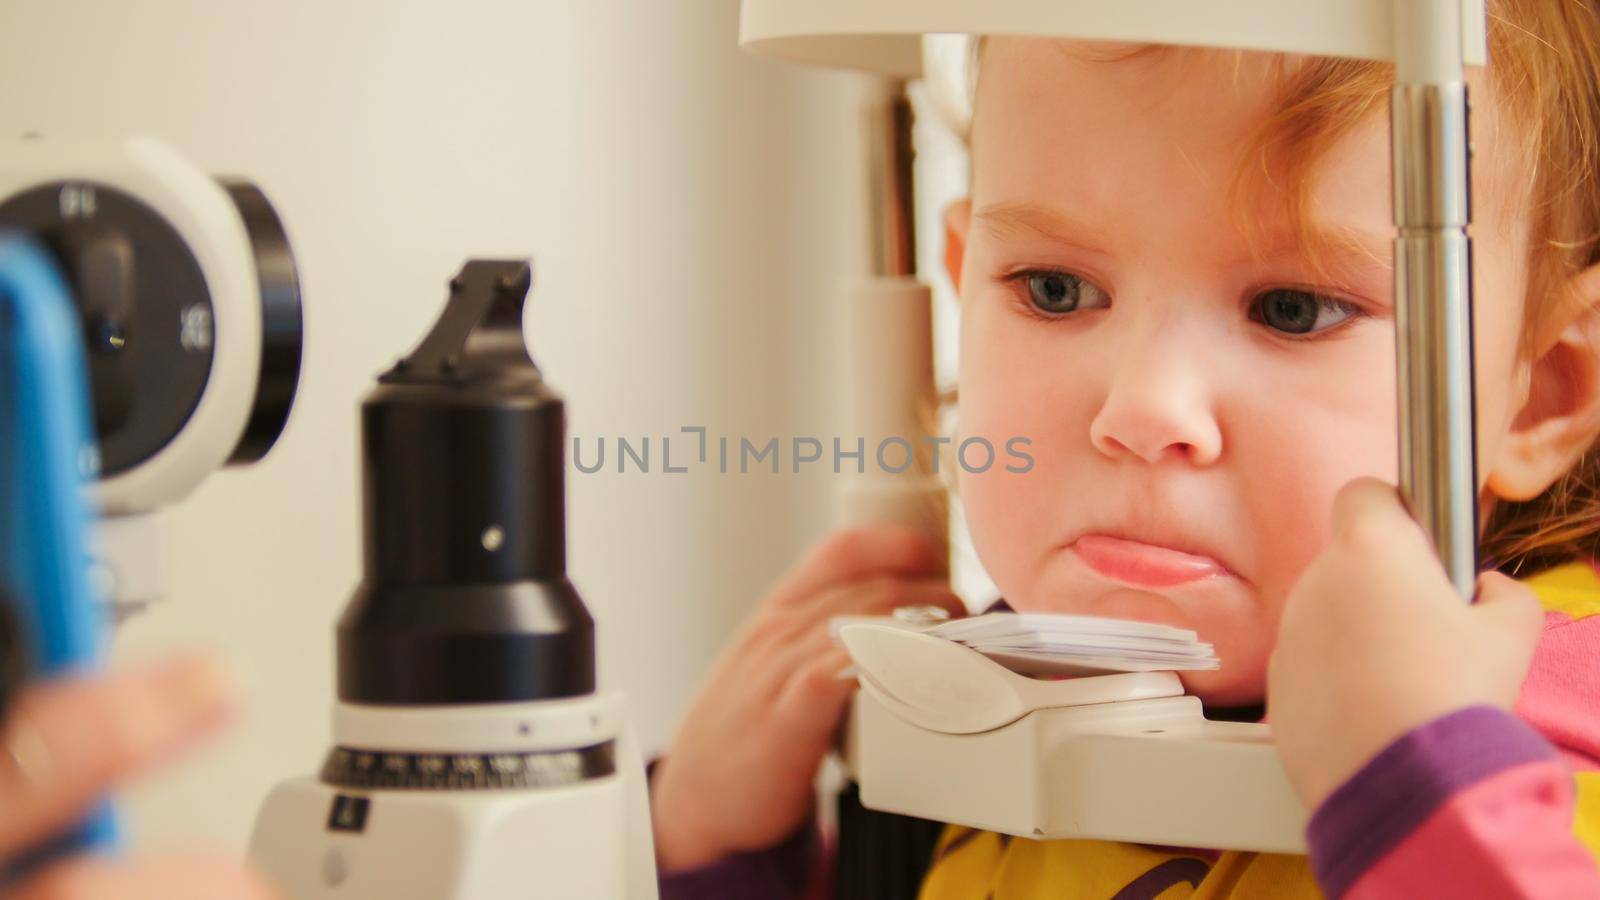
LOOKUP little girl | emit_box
[649,2,1600,897]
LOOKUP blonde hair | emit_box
[945,3,1600,575]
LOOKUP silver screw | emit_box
[178,304,213,352]
[481,526,505,551]
[892,604,952,627]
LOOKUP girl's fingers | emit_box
[1329,478,1435,561]
[799,575,966,622]
[765,526,945,610]
[9,854,278,900]
[1330,478,1409,538]
[770,576,966,741]
[753,578,964,700]
[0,655,237,860]
[1473,571,1547,648]
[772,646,856,741]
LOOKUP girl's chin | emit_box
[1006,580,1272,707]
[1178,667,1266,710]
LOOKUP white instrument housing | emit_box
[842,629,1309,854]
[0,137,265,515]
[250,694,660,900]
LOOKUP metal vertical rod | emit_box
[835,75,947,900]
[862,78,918,278]
[1392,0,1478,598]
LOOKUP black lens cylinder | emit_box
[362,384,565,584]
[336,261,594,705]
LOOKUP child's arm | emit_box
[1269,479,1600,898]
[650,525,962,897]
[650,757,833,900]
[1305,705,1600,898]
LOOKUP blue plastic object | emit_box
[0,230,119,878]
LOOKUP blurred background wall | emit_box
[0,0,876,854]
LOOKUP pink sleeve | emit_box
[1306,706,1600,899]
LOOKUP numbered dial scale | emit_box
[0,178,300,477]
[319,741,616,791]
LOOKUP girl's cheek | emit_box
[1237,380,1399,621]
[958,353,1050,584]
[957,304,1082,595]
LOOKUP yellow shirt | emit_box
[919,825,1320,900]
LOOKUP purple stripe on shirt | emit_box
[1109,857,1211,900]
[1306,705,1557,899]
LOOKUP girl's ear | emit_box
[1487,263,1600,501]
[943,198,972,292]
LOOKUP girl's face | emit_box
[953,39,1531,705]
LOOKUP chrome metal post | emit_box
[1391,81,1477,598]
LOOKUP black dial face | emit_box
[0,182,215,477]
[319,741,616,791]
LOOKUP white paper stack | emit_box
[924,612,1218,677]
[831,611,1218,678]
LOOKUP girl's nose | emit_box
[1088,348,1223,467]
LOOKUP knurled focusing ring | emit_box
[319,740,615,791]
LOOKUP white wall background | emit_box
[0,0,872,855]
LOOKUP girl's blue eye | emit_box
[1023,271,1111,314]
[1250,288,1360,336]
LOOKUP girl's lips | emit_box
[1070,534,1229,587]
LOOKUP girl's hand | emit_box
[1267,478,1546,810]
[648,525,963,873]
[0,655,279,900]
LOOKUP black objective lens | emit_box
[336,260,595,706]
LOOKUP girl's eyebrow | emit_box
[973,201,1114,253]
[975,200,1392,280]
[1251,222,1395,295]
[1254,221,1392,263]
